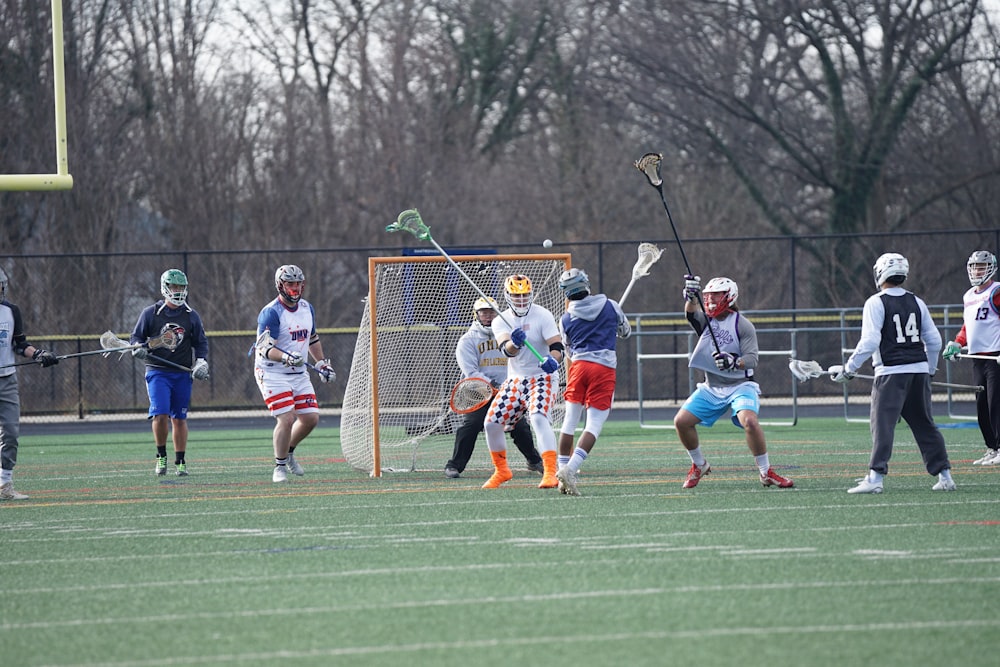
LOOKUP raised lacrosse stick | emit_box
[788,359,983,392]
[634,152,722,355]
[99,330,193,372]
[618,242,663,308]
[249,330,333,381]
[386,208,546,363]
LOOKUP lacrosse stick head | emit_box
[787,359,826,382]
[449,377,497,414]
[98,330,137,358]
[634,152,663,188]
[386,209,431,241]
[632,243,664,279]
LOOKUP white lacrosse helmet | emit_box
[275,264,306,304]
[873,253,908,288]
[473,296,500,332]
[559,268,590,298]
[702,277,738,318]
[0,267,7,302]
[504,274,533,316]
[160,269,188,307]
[967,250,997,287]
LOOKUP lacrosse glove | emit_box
[829,365,855,383]
[32,349,59,367]
[683,274,701,303]
[191,358,210,381]
[942,341,962,361]
[316,359,335,383]
[713,351,739,371]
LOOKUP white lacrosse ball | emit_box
[542,239,553,248]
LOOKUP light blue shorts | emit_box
[680,383,760,428]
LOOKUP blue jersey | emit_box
[131,301,209,373]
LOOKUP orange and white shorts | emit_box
[563,360,616,411]
[485,374,555,429]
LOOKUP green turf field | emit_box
[2,418,999,666]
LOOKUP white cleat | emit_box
[287,453,304,476]
[0,482,28,500]
[556,466,580,496]
[978,450,1000,466]
[848,473,883,494]
[932,473,956,491]
[272,465,288,483]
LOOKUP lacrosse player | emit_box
[553,268,630,496]
[130,269,210,477]
[0,268,59,500]
[942,251,1000,466]
[254,264,334,483]
[444,297,543,479]
[834,253,954,494]
[674,275,794,489]
[482,274,563,489]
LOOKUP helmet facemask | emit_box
[160,269,188,307]
[473,296,499,333]
[702,277,738,318]
[967,251,997,287]
[275,264,306,304]
[504,275,533,317]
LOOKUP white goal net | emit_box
[341,253,571,476]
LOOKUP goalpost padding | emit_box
[342,254,572,476]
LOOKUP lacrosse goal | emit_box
[341,254,571,476]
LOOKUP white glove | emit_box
[829,365,855,383]
[192,358,210,380]
[713,351,738,371]
[315,359,335,383]
[683,274,701,303]
[281,351,305,367]
[132,347,149,360]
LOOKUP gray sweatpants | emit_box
[0,373,21,471]
[868,373,950,476]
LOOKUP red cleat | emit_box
[682,462,711,488]
[760,467,794,488]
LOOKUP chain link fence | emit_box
[6,228,996,420]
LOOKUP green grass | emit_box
[3,418,1000,666]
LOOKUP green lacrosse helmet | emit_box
[160,269,189,307]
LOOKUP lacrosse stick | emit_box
[386,208,546,363]
[634,152,722,355]
[249,330,333,381]
[957,353,1000,363]
[99,330,193,372]
[449,377,497,414]
[0,331,147,369]
[788,359,983,392]
[618,242,663,308]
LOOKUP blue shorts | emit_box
[680,383,760,428]
[146,369,192,420]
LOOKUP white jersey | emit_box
[491,305,560,378]
[962,283,1000,353]
[255,297,317,375]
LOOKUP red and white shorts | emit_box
[255,368,319,416]
[563,359,616,411]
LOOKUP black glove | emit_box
[33,349,59,367]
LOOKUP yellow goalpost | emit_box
[0,0,73,191]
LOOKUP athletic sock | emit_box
[567,447,588,474]
[558,455,571,468]
[156,445,167,458]
[275,458,288,467]
[754,453,770,475]
[175,453,186,465]
[689,447,706,468]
